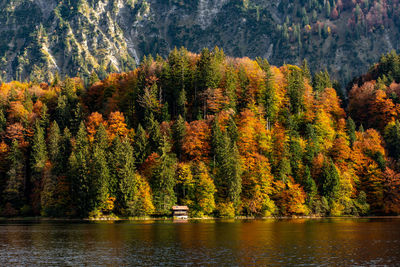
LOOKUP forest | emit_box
[0,47,399,218]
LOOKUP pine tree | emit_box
[227,116,239,144]
[69,122,91,216]
[172,115,186,160]
[212,119,242,206]
[151,137,177,214]
[90,125,111,214]
[289,136,303,184]
[133,124,149,166]
[301,59,311,81]
[287,68,305,114]
[31,122,47,176]
[117,138,137,215]
[55,95,70,130]
[304,166,317,201]
[164,47,190,118]
[224,65,238,111]
[61,127,72,172]
[4,140,25,213]
[321,160,340,200]
[346,117,357,147]
[30,122,48,213]
[313,70,332,93]
[145,113,162,153]
[384,120,400,160]
[39,103,49,130]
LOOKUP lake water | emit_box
[0,218,400,266]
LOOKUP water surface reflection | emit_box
[0,218,399,266]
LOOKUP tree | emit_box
[48,122,61,164]
[128,173,154,216]
[116,138,138,216]
[151,137,177,214]
[346,117,357,147]
[313,70,332,93]
[192,162,216,217]
[90,125,111,215]
[69,122,91,217]
[31,122,47,174]
[384,120,400,160]
[276,179,308,215]
[212,119,242,207]
[182,120,211,162]
[3,140,25,215]
[30,122,48,213]
[320,160,340,201]
[133,124,149,166]
[145,113,162,153]
[287,67,305,114]
[172,115,186,160]
[383,168,400,215]
[304,166,317,202]
[176,162,195,205]
[86,112,105,143]
[301,59,311,82]
[107,111,129,140]
[163,47,190,118]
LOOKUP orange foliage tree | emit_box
[182,120,211,162]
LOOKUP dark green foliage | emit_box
[133,124,149,166]
[69,122,91,216]
[48,122,61,166]
[4,140,25,213]
[163,47,191,118]
[384,120,400,160]
[313,70,332,93]
[196,48,223,109]
[259,59,278,127]
[109,138,138,215]
[287,67,305,114]
[151,137,177,214]
[304,166,317,201]
[346,117,357,147]
[212,119,242,206]
[145,113,162,153]
[90,125,111,213]
[289,136,303,184]
[320,160,340,200]
[31,122,47,176]
[301,59,311,82]
[172,115,186,160]
[376,51,400,83]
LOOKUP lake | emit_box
[0,218,399,266]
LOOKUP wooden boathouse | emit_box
[172,206,189,219]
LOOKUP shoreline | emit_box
[1,215,399,222]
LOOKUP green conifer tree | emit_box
[151,137,177,214]
[133,124,149,166]
[4,140,25,212]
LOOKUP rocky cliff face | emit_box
[0,0,399,85]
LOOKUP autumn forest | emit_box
[0,47,400,219]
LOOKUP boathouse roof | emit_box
[172,206,189,211]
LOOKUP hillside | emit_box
[1,0,400,85]
[0,48,399,218]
